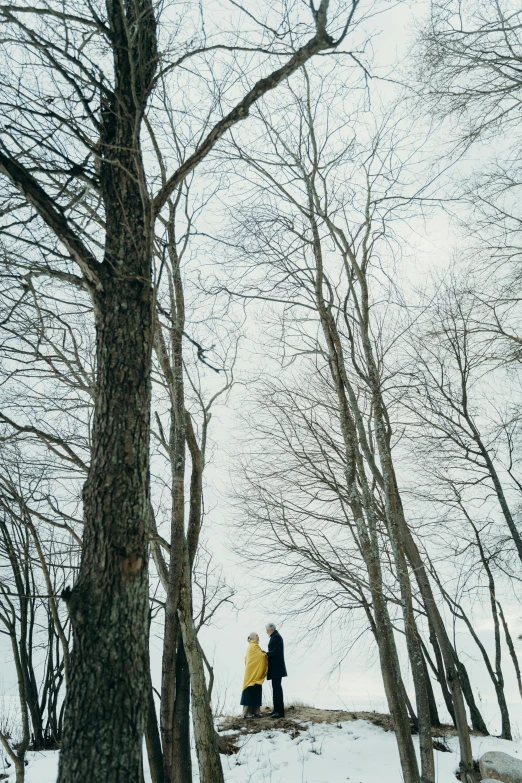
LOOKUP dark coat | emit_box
[240,684,262,707]
[267,630,287,680]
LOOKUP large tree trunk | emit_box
[146,668,165,783]
[172,638,193,783]
[157,214,192,783]
[58,269,153,782]
[455,659,488,735]
[179,564,225,783]
[421,649,441,728]
[0,4,352,781]
[57,2,157,779]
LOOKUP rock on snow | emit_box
[479,750,522,783]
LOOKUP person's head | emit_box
[247,632,259,643]
[266,622,276,636]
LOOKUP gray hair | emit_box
[247,632,258,641]
[266,622,276,630]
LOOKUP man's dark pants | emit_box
[271,677,285,717]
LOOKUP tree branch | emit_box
[0,150,101,291]
[153,0,346,215]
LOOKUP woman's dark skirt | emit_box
[240,684,262,707]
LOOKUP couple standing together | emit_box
[240,623,287,719]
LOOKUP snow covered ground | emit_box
[10,717,522,783]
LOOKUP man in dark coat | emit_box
[266,622,287,718]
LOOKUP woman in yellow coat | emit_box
[240,632,268,718]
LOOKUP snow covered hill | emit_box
[9,708,522,783]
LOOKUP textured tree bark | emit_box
[58,268,154,782]
[179,563,225,783]
[421,650,441,728]
[172,639,192,783]
[57,3,158,778]
[424,621,456,726]
[455,659,488,735]
[146,669,164,783]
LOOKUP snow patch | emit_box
[11,718,522,783]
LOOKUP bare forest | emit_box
[0,2,521,783]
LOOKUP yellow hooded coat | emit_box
[242,640,268,690]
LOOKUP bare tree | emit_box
[0,144,236,783]
[0,483,71,747]
[417,0,522,144]
[412,0,522,378]
[215,89,433,782]
[0,197,238,783]
[0,459,73,781]
[148,181,238,783]
[0,1,368,778]
[406,282,522,564]
[212,70,486,780]
[401,277,522,739]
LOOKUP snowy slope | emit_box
[221,719,522,783]
[11,718,522,783]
